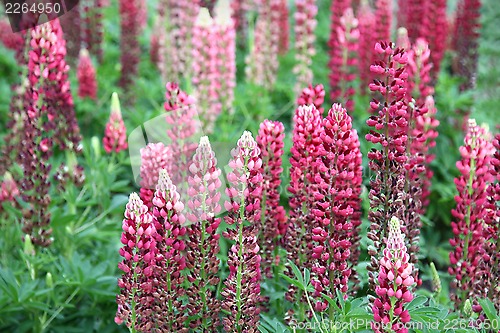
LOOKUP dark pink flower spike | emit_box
[139,142,171,208]
[221,131,263,333]
[449,119,495,309]
[294,0,318,94]
[103,93,127,154]
[256,120,287,278]
[76,49,97,100]
[371,217,415,333]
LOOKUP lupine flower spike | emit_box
[103,93,128,154]
[310,103,362,311]
[366,42,411,290]
[0,172,19,211]
[139,142,171,207]
[222,131,263,333]
[185,136,222,330]
[372,217,415,333]
[357,2,376,92]
[151,169,188,332]
[115,193,158,331]
[449,119,494,310]
[76,49,97,100]
[294,0,318,95]
[297,84,325,113]
[119,0,141,94]
[256,120,287,277]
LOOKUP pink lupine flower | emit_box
[192,8,222,132]
[284,104,324,302]
[297,83,325,113]
[403,0,431,43]
[366,42,411,290]
[256,120,287,277]
[221,131,263,333]
[139,142,171,207]
[449,119,494,309]
[329,8,359,111]
[118,0,141,93]
[151,169,188,331]
[15,19,82,247]
[231,0,250,36]
[480,133,500,308]
[310,103,362,311]
[372,217,415,333]
[357,3,376,93]
[150,21,161,66]
[185,136,222,330]
[0,172,19,209]
[427,0,448,81]
[0,19,24,55]
[452,0,481,91]
[277,0,289,54]
[374,0,392,50]
[83,0,105,62]
[164,82,200,186]
[103,93,128,154]
[76,49,97,100]
[246,0,281,89]
[294,0,318,95]
[214,0,236,115]
[115,193,158,330]
[406,38,434,105]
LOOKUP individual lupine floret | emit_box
[449,120,494,310]
[139,142,171,207]
[293,0,318,95]
[357,2,376,92]
[297,84,325,113]
[115,193,158,331]
[151,169,188,332]
[164,82,201,186]
[76,49,97,100]
[284,104,324,304]
[310,104,362,312]
[103,93,128,154]
[329,8,359,111]
[365,42,411,290]
[256,120,287,277]
[185,136,222,330]
[118,0,141,95]
[372,217,415,333]
[221,131,263,333]
[246,0,281,89]
[452,0,481,92]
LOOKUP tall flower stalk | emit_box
[76,49,97,100]
[310,103,362,312]
[293,0,318,95]
[365,42,410,290]
[449,119,494,310]
[221,131,263,333]
[372,217,415,333]
[185,136,222,330]
[329,8,359,111]
[256,120,287,277]
[358,2,376,92]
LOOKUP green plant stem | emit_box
[41,287,80,332]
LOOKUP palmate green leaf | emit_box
[279,273,304,290]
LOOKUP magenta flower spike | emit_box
[310,103,362,311]
[256,120,287,277]
[246,0,281,89]
[221,131,263,333]
[115,193,158,331]
[449,119,494,309]
[118,0,142,94]
[329,8,359,111]
[185,136,222,330]
[372,217,415,333]
[297,84,325,113]
[357,3,376,93]
[277,0,289,54]
[103,93,128,154]
[139,142,171,208]
[294,0,318,95]
[151,169,188,332]
[374,0,392,45]
[76,49,97,100]
[365,41,412,290]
